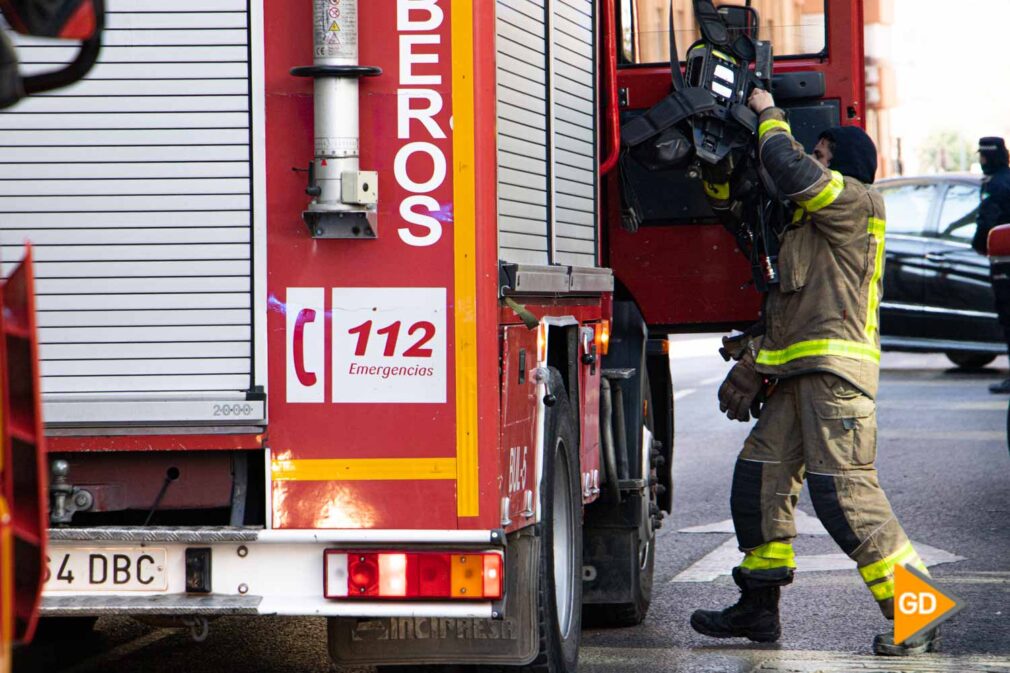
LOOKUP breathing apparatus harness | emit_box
[620,0,787,292]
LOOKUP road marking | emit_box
[58,628,175,673]
[672,511,965,583]
[673,388,696,402]
[579,645,1010,672]
[699,375,724,386]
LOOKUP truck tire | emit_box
[946,351,996,369]
[522,368,582,673]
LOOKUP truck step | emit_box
[617,479,646,491]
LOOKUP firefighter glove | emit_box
[718,349,764,423]
[720,333,752,362]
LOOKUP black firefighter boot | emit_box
[872,598,941,656]
[690,567,783,643]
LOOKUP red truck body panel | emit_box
[263,1,504,531]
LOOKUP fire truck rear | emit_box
[0,0,866,669]
[0,0,669,668]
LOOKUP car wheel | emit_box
[946,352,997,369]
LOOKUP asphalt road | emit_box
[16,339,1010,673]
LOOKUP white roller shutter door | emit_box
[495,0,598,268]
[0,0,265,427]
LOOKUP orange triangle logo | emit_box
[894,564,963,644]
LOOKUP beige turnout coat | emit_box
[752,108,886,398]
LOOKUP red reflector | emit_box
[325,550,504,600]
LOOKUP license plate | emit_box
[45,548,168,592]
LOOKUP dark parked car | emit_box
[876,175,1004,368]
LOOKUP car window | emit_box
[878,183,939,236]
[937,183,980,244]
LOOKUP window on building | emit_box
[937,183,980,243]
[878,183,939,236]
[620,0,827,65]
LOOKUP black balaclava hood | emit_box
[818,126,878,185]
[979,137,1009,176]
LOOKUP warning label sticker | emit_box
[314,0,357,60]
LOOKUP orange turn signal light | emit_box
[595,320,611,356]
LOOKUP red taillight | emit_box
[324,550,504,600]
[347,554,379,597]
[417,553,451,597]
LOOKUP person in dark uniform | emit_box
[970,137,1010,393]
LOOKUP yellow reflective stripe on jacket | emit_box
[858,542,925,585]
[740,541,797,571]
[865,217,886,340]
[799,170,844,212]
[756,339,881,366]
[703,180,730,200]
[869,578,895,601]
[758,119,791,140]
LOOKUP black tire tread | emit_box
[946,351,997,369]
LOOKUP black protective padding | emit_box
[730,459,765,550]
[807,473,862,555]
[621,87,716,147]
[780,100,840,152]
[772,72,826,101]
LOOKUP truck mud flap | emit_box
[327,529,539,666]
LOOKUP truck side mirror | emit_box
[0,0,104,108]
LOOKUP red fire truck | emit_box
[0,0,866,670]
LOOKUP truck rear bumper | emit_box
[42,527,501,618]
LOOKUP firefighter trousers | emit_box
[730,372,926,604]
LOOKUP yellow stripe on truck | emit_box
[451,0,480,518]
[272,457,457,482]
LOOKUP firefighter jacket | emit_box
[972,165,1010,255]
[752,108,885,398]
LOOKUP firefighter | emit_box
[689,88,937,656]
[969,137,1010,393]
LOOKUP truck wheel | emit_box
[523,368,582,673]
[946,351,996,369]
